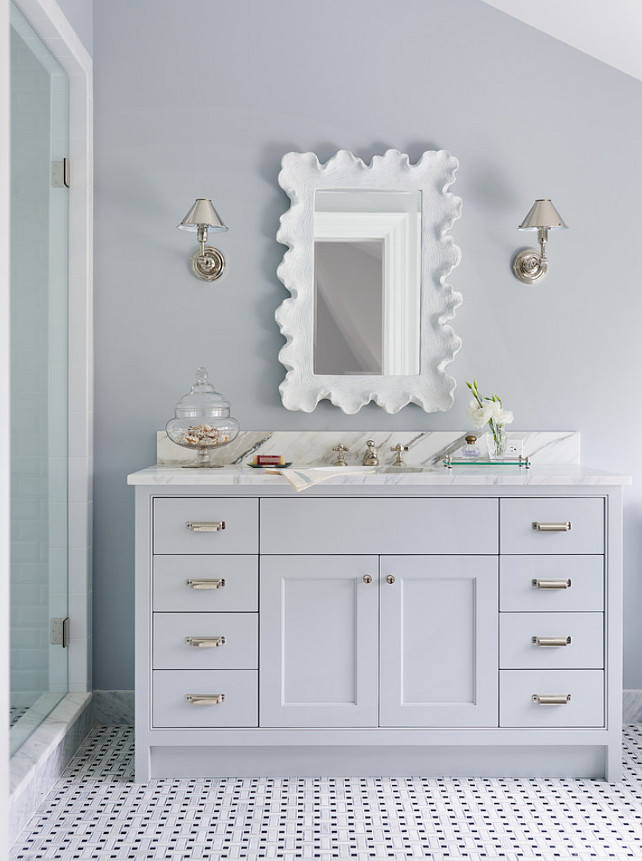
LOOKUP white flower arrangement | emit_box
[466,379,513,454]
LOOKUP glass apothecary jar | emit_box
[165,367,240,468]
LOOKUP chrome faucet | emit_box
[362,439,379,466]
[332,444,349,466]
[390,443,409,466]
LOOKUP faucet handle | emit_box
[390,443,409,466]
[332,444,349,466]
[362,439,379,466]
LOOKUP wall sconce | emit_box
[178,198,228,281]
[512,199,567,284]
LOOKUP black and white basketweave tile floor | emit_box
[10,705,29,728]
[11,725,642,861]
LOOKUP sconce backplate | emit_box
[190,247,225,282]
[512,248,548,284]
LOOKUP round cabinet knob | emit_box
[362,574,373,584]
[386,575,395,585]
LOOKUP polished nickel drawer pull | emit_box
[532,578,572,590]
[186,521,226,532]
[185,636,226,648]
[532,693,571,705]
[186,578,226,590]
[532,521,571,532]
[185,693,225,705]
[532,635,572,647]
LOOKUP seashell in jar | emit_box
[182,423,223,446]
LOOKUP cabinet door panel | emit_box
[260,556,379,727]
[380,556,498,727]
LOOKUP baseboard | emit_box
[623,690,642,723]
[93,690,135,725]
[10,692,93,845]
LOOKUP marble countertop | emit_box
[128,464,631,488]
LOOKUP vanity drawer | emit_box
[500,498,604,555]
[153,498,258,555]
[500,556,604,612]
[500,613,603,670]
[153,613,258,670]
[153,555,258,612]
[152,670,258,728]
[500,670,604,727]
[260,498,498,555]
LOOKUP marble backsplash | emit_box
[157,430,580,467]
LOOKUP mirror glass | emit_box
[313,190,421,376]
[276,149,462,414]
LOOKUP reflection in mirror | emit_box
[276,149,462,414]
[314,190,421,376]
[315,239,384,374]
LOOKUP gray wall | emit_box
[55,0,92,56]
[93,0,642,690]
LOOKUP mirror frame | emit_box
[275,149,462,414]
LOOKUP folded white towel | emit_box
[275,466,374,492]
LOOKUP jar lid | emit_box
[465,435,477,444]
[173,367,231,418]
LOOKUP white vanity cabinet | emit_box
[130,469,625,782]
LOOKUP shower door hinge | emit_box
[50,617,70,648]
[51,158,70,188]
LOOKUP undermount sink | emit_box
[378,465,440,473]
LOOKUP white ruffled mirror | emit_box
[275,149,462,414]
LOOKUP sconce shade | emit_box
[518,199,567,231]
[178,198,228,233]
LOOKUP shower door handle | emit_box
[50,617,70,648]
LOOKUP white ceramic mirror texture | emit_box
[275,149,462,414]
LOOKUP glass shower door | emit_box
[9,3,69,754]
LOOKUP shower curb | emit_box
[10,692,93,846]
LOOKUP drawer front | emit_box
[260,498,498,555]
[500,556,604,612]
[499,670,604,727]
[500,498,604,555]
[153,498,258,555]
[153,555,258,612]
[152,670,258,728]
[153,613,258,670]
[500,612,603,670]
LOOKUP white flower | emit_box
[467,399,493,428]
[485,400,513,426]
[467,398,514,429]
[466,380,514,432]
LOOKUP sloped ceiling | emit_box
[480,0,642,83]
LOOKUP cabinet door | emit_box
[380,556,498,727]
[260,556,379,727]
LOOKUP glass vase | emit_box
[486,427,507,460]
